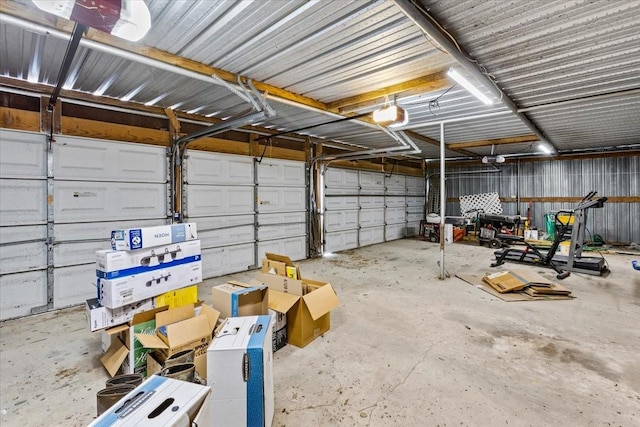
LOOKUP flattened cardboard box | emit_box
[262,276,339,348]
[211,280,268,319]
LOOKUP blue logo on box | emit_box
[129,229,143,250]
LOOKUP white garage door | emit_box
[184,151,256,279]
[323,167,425,253]
[0,130,168,319]
[256,158,307,262]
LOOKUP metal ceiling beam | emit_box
[326,70,450,112]
[393,0,557,153]
[448,135,539,150]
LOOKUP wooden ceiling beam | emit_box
[326,71,450,112]
[447,135,539,149]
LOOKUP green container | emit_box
[544,213,556,240]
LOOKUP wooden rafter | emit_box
[326,71,450,112]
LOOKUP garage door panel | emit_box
[407,212,423,223]
[360,226,385,247]
[386,175,405,195]
[386,196,406,207]
[54,136,166,182]
[53,219,166,241]
[325,168,358,189]
[324,195,358,210]
[406,221,421,237]
[53,181,167,222]
[359,171,384,190]
[202,243,255,279]
[54,241,110,267]
[407,196,425,207]
[359,208,385,227]
[0,241,47,274]
[0,270,47,320]
[257,187,305,213]
[186,151,253,186]
[186,185,254,216]
[385,207,406,225]
[406,176,425,195]
[359,196,384,208]
[325,210,359,232]
[385,223,405,241]
[0,179,47,225]
[53,264,96,308]
[199,224,255,249]
[0,224,46,244]
[324,230,358,253]
[258,159,305,186]
[258,212,306,241]
[257,236,306,261]
[0,130,46,178]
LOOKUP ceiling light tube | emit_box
[538,143,553,154]
[447,68,494,105]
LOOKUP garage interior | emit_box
[0,0,639,426]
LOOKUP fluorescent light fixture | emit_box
[538,143,553,154]
[447,68,494,105]
[373,105,408,126]
[32,0,151,42]
[482,155,505,164]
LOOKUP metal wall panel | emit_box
[257,212,306,241]
[0,129,46,178]
[257,158,305,186]
[324,230,358,253]
[257,236,306,262]
[186,185,254,217]
[53,264,96,309]
[53,181,167,223]
[53,136,166,182]
[359,226,385,247]
[0,270,47,319]
[324,168,359,191]
[186,151,253,185]
[0,179,47,225]
[359,195,385,208]
[256,186,306,213]
[202,243,255,279]
[324,210,359,232]
[359,208,385,228]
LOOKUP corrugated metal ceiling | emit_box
[1,0,639,161]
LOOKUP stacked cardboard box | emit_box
[256,252,340,348]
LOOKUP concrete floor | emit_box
[1,238,639,426]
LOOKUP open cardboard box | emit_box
[134,303,219,379]
[261,252,301,280]
[255,273,339,348]
[211,280,268,319]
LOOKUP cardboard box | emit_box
[99,260,202,309]
[86,297,156,332]
[96,240,201,279]
[134,303,219,380]
[211,281,268,319]
[207,315,274,427]
[258,274,339,348]
[101,306,167,377]
[482,271,529,293]
[88,375,211,427]
[269,309,287,353]
[111,222,198,251]
[154,284,199,309]
[261,252,300,279]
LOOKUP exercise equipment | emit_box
[492,192,609,279]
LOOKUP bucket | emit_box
[105,373,143,388]
[161,362,195,383]
[559,241,571,255]
[164,349,194,368]
[96,384,136,416]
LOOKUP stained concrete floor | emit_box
[1,238,639,426]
